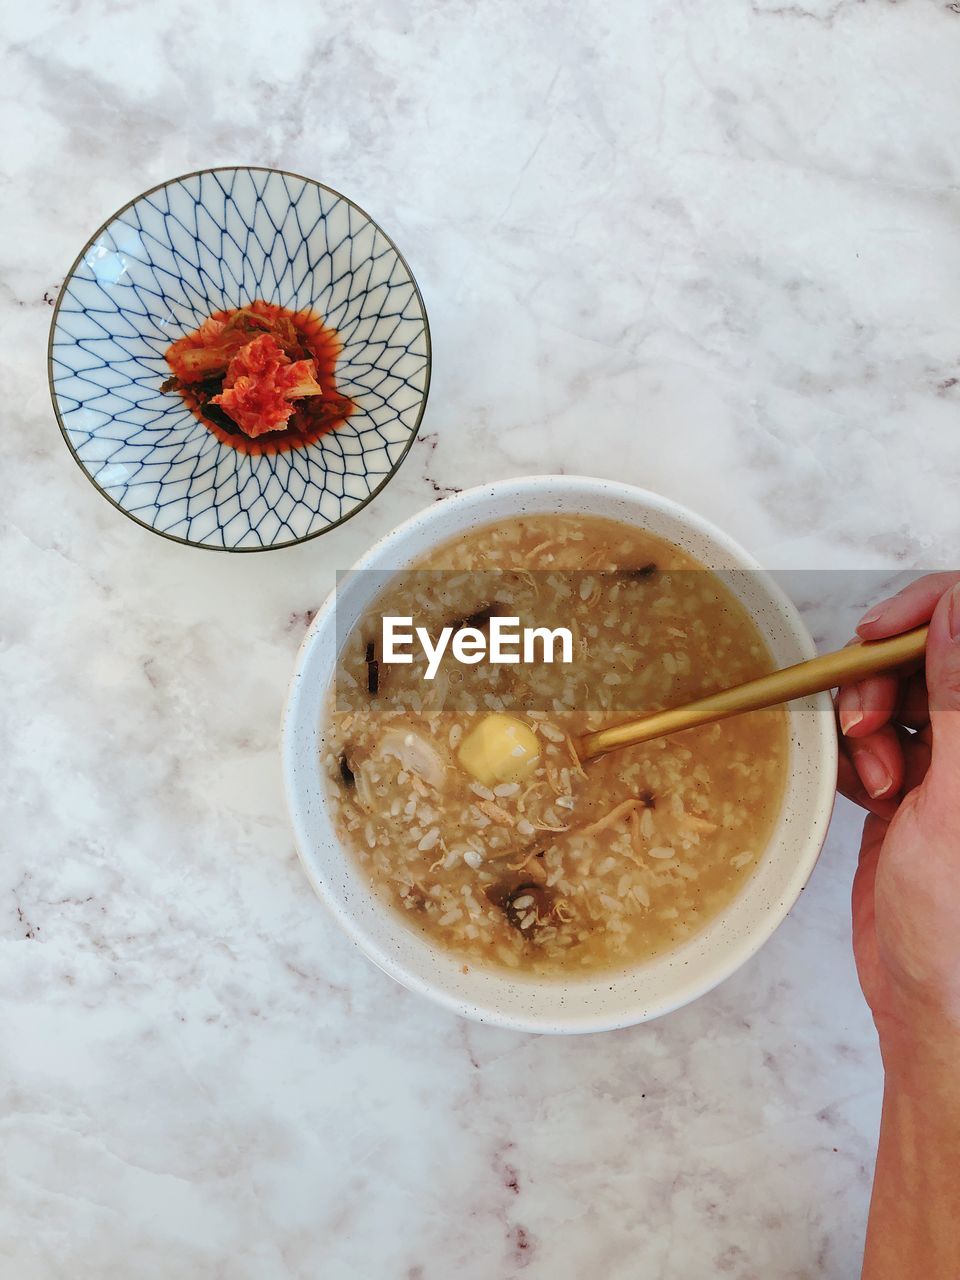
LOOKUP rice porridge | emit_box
[323,514,788,976]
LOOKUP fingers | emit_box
[836,573,957,817]
[837,673,899,738]
[846,722,904,801]
[837,740,902,819]
[856,571,960,640]
[837,723,931,817]
[920,582,960,801]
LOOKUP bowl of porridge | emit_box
[282,476,837,1032]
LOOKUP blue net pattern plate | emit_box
[48,167,431,550]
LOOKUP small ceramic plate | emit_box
[48,167,431,551]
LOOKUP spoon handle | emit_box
[578,625,929,762]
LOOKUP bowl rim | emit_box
[282,475,839,1032]
[47,165,433,553]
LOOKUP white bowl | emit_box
[282,476,837,1033]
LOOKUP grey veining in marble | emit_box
[2,0,959,1276]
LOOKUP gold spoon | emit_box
[577,624,929,762]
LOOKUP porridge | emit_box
[322,515,788,976]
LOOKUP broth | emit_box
[323,515,788,976]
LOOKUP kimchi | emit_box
[163,302,354,455]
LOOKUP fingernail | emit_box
[839,688,863,735]
[858,605,885,628]
[853,750,894,799]
[950,584,960,641]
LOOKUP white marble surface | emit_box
[2,1,959,1276]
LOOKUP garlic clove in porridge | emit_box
[457,713,540,786]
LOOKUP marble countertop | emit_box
[3,1,959,1276]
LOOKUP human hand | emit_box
[837,573,960,1063]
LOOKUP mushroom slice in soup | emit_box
[486,879,556,934]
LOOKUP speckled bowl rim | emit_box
[46,165,432,553]
[283,476,838,1032]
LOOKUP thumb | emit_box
[923,581,960,798]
